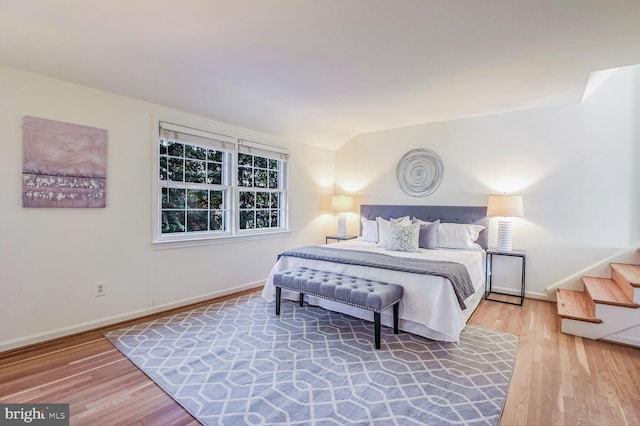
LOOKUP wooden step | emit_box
[610,263,640,302]
[611,263,640,287]
[582,276,639,308]
[556,289,602,323]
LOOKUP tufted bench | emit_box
[273,267,403,349]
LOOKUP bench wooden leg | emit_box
[299,292,304,306]
[393,303,399,334]
[374,312,381,349]
[275,287,281,315]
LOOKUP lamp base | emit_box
[336,213,347,238]
[496,219,513,252]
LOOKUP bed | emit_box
[262,205,488,342]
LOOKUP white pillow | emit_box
[438,222,485,250]
[377,216,410,248]
[360,217,378,242]
[387,221,420,252]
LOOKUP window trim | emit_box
[151,115,290,248]
[235,146,288,234]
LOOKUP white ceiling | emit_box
[1,1,639,150]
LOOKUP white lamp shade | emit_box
[331,195,354,212]
[487,195,524,217]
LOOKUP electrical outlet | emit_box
[95,281,106,297]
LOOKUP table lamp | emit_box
[330,195,353,238]
[487,194,524,252]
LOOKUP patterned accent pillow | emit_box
[387,221,421,252]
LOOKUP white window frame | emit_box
[236,139,289,235]
[151,117,289,248]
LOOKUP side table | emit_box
[485,248,526,306]
[325,235,358,244]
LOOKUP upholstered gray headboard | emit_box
[360,205,489,249]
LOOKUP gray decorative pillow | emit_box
[387,221,421,252]
[418,219,440,249]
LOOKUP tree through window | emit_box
[238,153,284,230]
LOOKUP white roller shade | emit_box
[239,139,289,161]
[160,122,236,151]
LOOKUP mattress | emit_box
[262,239,486,342]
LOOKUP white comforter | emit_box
[262,239,486,342]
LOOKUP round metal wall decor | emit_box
[396,149,443,197]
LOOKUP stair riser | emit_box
[562,304,640,340]
[587,291,596,313]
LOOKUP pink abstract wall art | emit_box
[22,116,108,208]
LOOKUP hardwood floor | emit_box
[468,298,640,426]
[1,292,639,425]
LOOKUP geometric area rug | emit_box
[105,292,518,425]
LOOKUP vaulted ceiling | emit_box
[1,1,639,149]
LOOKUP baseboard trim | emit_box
[489,285,549,301]
[0,281,264,353]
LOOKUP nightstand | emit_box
[485,248,526,306]
[325,235,358,244]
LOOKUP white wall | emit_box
[336,65,640,298]
[2,62,638,350]
[0,65,336,350]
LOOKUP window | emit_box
[237,143,286,231]
[159,141,231,234]
[156,122,288,243]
